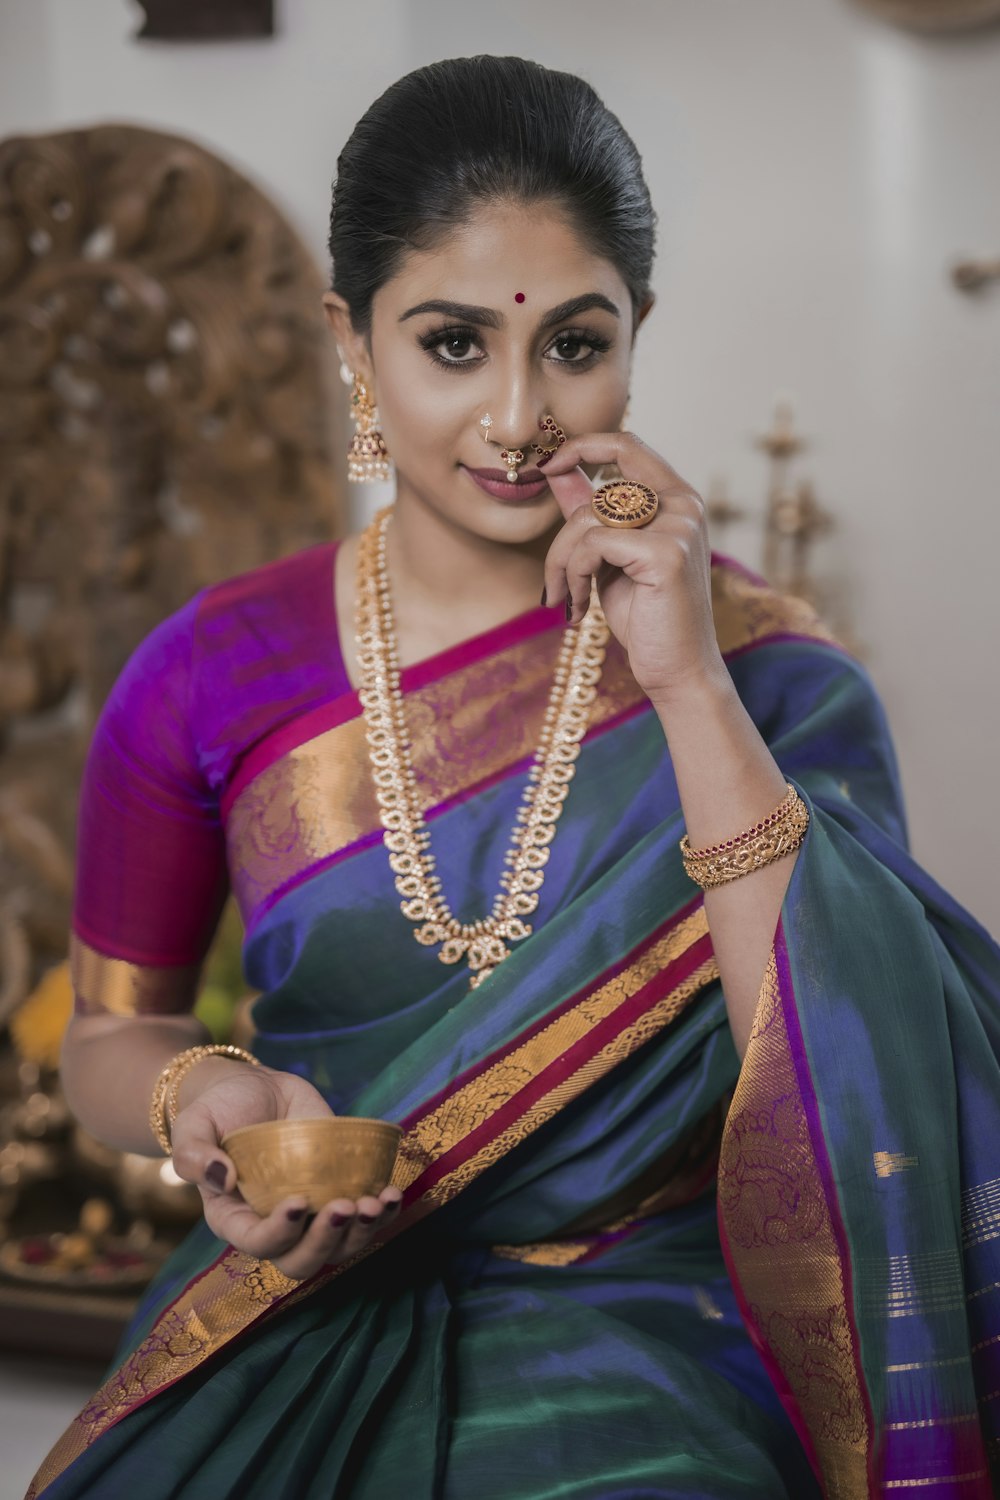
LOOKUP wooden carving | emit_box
[0,122,345,1018]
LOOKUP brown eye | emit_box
[546,328,613,367]
[438,334,474,359]
[418,326,485,369]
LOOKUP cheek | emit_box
[377,361,470,459]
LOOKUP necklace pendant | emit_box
[356,506,610,994]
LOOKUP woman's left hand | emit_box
[540,431,726,709]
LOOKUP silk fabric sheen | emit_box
[30,541,1000,1499]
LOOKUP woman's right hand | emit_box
[170,1063,404,1281]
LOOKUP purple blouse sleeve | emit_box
[70,596,230,1017]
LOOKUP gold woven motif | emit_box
[70,933,201,1017]
[29,908,716,1495]
[873,1151,920,1178]
[718,947,872,1496]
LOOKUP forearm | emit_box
[60,1013,258,1155]
[653,667,800,1060]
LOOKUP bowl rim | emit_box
[221,1116,404,1148]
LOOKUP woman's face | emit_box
[325,199,649,548]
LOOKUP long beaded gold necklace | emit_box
[355,506,610,989]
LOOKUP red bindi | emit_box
[514,291,526,303]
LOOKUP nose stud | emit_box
[480,412,564,483]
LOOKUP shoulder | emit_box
[709,550,845,660]
[192,541,339,648]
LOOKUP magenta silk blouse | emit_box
[73,543,351,987]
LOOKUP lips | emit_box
[462,465,552,503]
[467,466,546,485]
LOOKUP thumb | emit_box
[543,463,594,523]
[170,1097,232,1192]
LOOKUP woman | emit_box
[29,55,1000,1500]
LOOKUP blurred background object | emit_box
[850,0,1000,31]
[132,0,275,41]
[0,115,345,1359]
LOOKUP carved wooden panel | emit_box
[0,123,345,1014]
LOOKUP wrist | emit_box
[148,1043,264,1155]
[175,1054,266,1116]
[648,661,735,722]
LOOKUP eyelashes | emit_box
[417,324,613,372]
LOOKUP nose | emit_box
[487,374,546,459]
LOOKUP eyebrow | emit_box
[398,292,621,327]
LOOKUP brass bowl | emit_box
[221,1117,403,1216]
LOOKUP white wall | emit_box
[2,0,998,935]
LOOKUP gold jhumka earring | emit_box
[347,373,391,482]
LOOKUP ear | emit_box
[322,292,375,387]
[632,292,655,342]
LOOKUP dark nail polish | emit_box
[565,599,573,622]
[358,1212,379,1225]
[540,586,548,608]
[536,449,553,469]
[329,1212,349,1227]
[205,1161,227,1191]
[286,1207,305,1222]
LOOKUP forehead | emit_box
[374,200,628,313]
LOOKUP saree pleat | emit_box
[29,552,1000,1499]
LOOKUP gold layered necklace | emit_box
[355,506,610,989]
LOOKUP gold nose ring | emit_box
[499,447,526,483]
[479,413,494,443]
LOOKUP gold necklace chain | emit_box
[355,506,610,989]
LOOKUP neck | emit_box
[385,487,557,628]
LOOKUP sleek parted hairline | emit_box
[328,54,657,335]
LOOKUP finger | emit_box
[170,1109,234,1194]
[272,1190,405,1281]
[271,1198,360,1281]
[203,1191,312,1258]
[542,430,691,498]
[563,528,661,620]
[562,515,702,622]
[542,462,597,522]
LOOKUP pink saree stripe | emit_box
[403,930,716,1201]
[399,891,705,1131]
[221,603,564,816]
[242,694,657,933]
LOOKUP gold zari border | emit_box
[30,911,716,1495]
[718,947,871,1500]
[70,933,201,1018]
[225,561,842,921]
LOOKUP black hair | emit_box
[328,55,656,335]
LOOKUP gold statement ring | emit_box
[591,480,659,528]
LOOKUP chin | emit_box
[467,498,562,546]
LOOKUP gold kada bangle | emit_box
[148,1044,261,1156]
[679,783,809,889]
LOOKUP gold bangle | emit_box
[148,1044,261,1156]
[679,783,809,890]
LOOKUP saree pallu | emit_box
[31,547,1000,1499]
